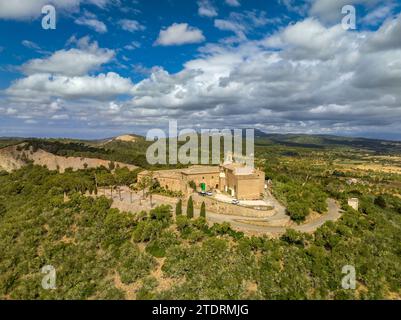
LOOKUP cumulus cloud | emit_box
[6,72,134,100]
[263,18,350,60]
[155,23,205,46]
[309,0,382,23]
[3,7,401,139]
[21,37,114,76]
[0,0,109,20]
[364,13,401,52]
[5,37,133,106]
[0,0,76,19]
[127,14,401,137]
[197,0,218,17]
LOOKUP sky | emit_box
[0,0,401,140]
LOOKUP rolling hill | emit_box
[1,131,401,173]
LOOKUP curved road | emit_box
[197,199,343,236]
[104,187,343,237]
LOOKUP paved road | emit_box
[101,187,343,237]
[191,198,342,236]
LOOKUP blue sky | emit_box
[0,1,294,83]
[1,0,401,140]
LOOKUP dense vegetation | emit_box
[17,139,185,170]
[0,165,400,300]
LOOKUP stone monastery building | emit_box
[138,162,265,200]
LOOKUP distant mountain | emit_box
[2,131,401,161]
[253,132,401,154]
[250,129,270,139]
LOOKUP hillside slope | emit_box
[0,144,138,173]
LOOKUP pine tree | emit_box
[187,196,194,219]
[176,199,182,216]
[200,201,206,218]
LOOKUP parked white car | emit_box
[231,199,240,205]
[206,191,213,196]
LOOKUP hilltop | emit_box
[0,131,400,300]
[0,143,138,173]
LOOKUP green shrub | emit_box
[117,244,155,284]
[280,229,309,247]
[149,205,172,223]
[132,220,165,242]
[374,195,387,209]
[146,231,180,258]
[286,202,309,223]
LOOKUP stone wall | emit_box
[152,194,180,206]
[191,194,275,218]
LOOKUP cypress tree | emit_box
[200,201,206,218]
[176,199,182,216]
[187,196,194,219]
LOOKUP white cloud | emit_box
[7,72,134,100]
[86,0,109,8]
[4,36,133,104]
[127,15,401,137]
[364,13,401,52]
[263,18,349,60]
[279,0,309,15]
[3,9,401,138]
[362,4,395,26]
[21,37,114,76]
[215,19,247,40]
[75,11,107,33]
[5,37,133,107]
[118,19,145,32]
[225,0,240,7]
[124,41,141,50]
[21,40,41,50]
[215,11,272,42]
[197,0,218,17]
[309,0,382,23]
[0,0,110,20]
[155,23,205,46]
[0,0,76,19]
